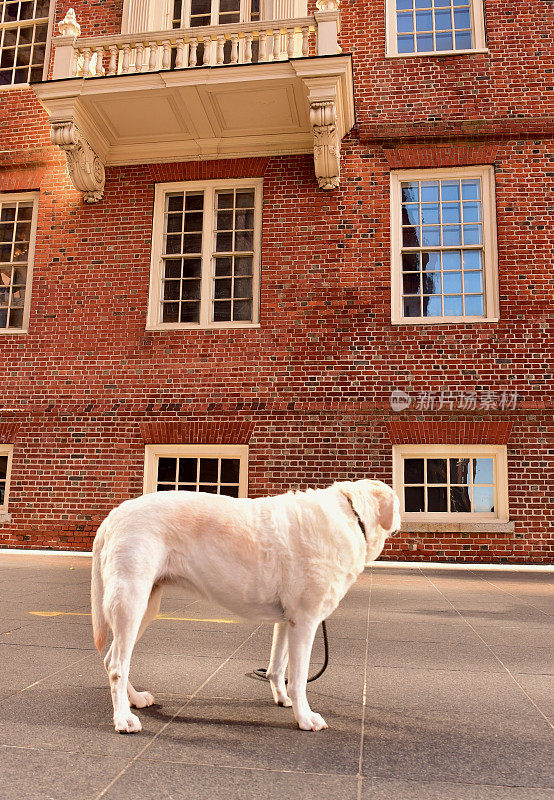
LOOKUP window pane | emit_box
[220,458,240,483]
[450,485,471,512]
[178,458,197,483]
[427,458,447,483]
[404,458,424,484]
[427,486,447,511]
[0,455,7,480]
[473,486,494,513]
[473,458,494,484]
[405,486,425,512]
[158,457,176,483]
[449,458,470,484]
[199,458,218,482]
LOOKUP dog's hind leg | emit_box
[287,616,327,732]
[103,578,152,733]
[127,583,163,709]
[266,622,291,707]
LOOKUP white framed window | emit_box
[393,444,509,523]
[143,444,249,497]
[0,444,13,513]
[0,0,52,87]
[148,179,262,330]
[172,0,260,28]
[385,0,486,58]
[0,191,38,332]
[390,166,498,325]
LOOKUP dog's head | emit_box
[336,479,401,557]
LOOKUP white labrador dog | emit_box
[91,479,400,734]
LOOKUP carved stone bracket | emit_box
[50,121,105,203]
[309,100,340,190]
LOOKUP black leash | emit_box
[252,619,329,684]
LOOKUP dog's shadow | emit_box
[141,698,297,731]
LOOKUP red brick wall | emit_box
[0,1,552,562]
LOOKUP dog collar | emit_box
[345,497,367,542]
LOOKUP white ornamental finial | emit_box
[58,8,81,37]
[316,0,339,10]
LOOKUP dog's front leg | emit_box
[266,622,291,707]
[287,617,328,731]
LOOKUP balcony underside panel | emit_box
[34,56,354,167]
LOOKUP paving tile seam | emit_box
[133,755,356,778]
[0,652,96,704]
[356,568,374,800]
[468,572,553,618]
[365,774,554,791]
[420,569,554,731]
[93,623,264,800]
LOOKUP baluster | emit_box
[148,41,158,70]
[302,26,309,57]
[82,47,91,77]
[272,28,280,61]
[259,30,267,62]
[203,36,211,65]
[216,34,224,65]
[162,40,171,69]
[135,42,144,72]
[71,48,79,77]
[121,43,130,73]
[189,37,198,66]
[230,33,239,64]
[94,46,104,75]
[286,28,295,59]
[245,32,253,63]
[175,38,185,68]
[107,45,117,75]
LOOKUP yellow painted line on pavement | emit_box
[29,611,240,624]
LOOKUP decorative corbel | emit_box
[309,100,340,190]
[50,121,105,203]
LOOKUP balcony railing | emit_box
[52,6,340,80]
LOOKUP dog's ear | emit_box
[377,488,395,532]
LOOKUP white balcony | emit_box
[32,5,354,202]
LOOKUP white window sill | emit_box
[0,83,32,91]
[0,513,12,523]
[401,520,514,534]
[392,316,498,326]
[386,49,489,59]
[146,323,261,331]
[0,329,28,335]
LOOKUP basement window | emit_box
[148,179,262,330]
[393,444,509,523]
[0,445,13,512]
[143,444,249,497]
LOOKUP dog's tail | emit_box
[91,519,109,653]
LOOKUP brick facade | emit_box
[0,1,552,562]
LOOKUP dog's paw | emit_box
[297,712,328,732]
[130,691,155,709]
[114,712,142,734]
[276,694,293,708]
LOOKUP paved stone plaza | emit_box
[0,553,551,800]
